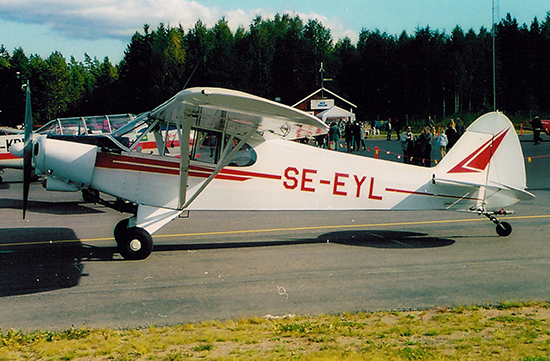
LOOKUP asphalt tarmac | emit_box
[0,134,549,331]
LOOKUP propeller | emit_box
[22,80,32,218]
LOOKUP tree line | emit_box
[0,12,549,128]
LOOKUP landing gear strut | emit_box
[114,218,153,260]
[481,209,512,237]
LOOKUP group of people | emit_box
[399,126,434,166]
[436,118,464,159]
[319,116,471,166]
[326,120,367,152]
[400,117,465,166]
[384,118,402,141]
[312,114,544,166]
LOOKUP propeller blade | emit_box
[22,80,32,218]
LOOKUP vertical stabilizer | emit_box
[435,112,529,208]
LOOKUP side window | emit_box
[190,130,222,164]
[190,129,256,167]
[227,142,257,167]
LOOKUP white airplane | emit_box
[0,112,135,182]
[11,87,533,260]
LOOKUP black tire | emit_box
[114,218,130,241]
[116,226,153,260]
[496,221,512,237]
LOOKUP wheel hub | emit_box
[129,239,142,252]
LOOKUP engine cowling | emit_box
[42,177,80,192]
[34,137,98,186]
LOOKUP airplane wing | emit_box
[0,127,22,135]
[149,87,329,140]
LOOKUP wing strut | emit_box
[178,119,192,209]
[181,125,257,210]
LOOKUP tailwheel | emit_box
[496,221,512,237]
[480,209,513,237]
[114,218,153,260]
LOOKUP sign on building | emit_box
[310,99,335,110]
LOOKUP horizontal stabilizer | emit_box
[433,176,535,201]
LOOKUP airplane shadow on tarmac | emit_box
[151,230,455,253]
[0,228,96,297]
[0,198,105,215]
[0,229,453,296]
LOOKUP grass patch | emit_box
[1,302,550,360]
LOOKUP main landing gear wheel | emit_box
[496,221,512,237]
[114,218,153,260]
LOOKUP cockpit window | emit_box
[110,115,256,167]
[190,128,256,167]
[111,113,151,148]
[37,114,135,136]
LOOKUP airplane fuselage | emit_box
[0,134,25,168]
[79,137,515,215]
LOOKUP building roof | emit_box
[316,106,356,122]
[292,87,357,109]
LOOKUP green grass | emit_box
[1,301,549,360]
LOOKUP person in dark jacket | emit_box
[445,121,458,151]
[531,116,543,145]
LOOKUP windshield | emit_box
[36,114,135,136]
[111,114,256,166]
[111,113,152,149]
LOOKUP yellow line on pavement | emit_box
[2,214,548,248]
[153,214,550,239]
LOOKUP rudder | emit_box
[435,112,528,201]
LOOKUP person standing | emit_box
[531,116,543,145]
[394,118,401,140]
[386,119,392,141]
[358,122,367,151]
[352,121,361,151]
[426,115,435,132]
[328,122,341,151]
[455,118,465,138]
[400,126,415,164]
[419,126,433,166]
[437,131,448,159]
[445,121,458,151]
[345,120,353,152]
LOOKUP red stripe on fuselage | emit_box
[95,153,279,182]
[0,153,19,160]
[95,153,180,175]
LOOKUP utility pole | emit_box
[492,0,499,111]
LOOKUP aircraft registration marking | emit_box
[1,136,24,155]
[282,166,383,200]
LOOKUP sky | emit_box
[0,0,548,64]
